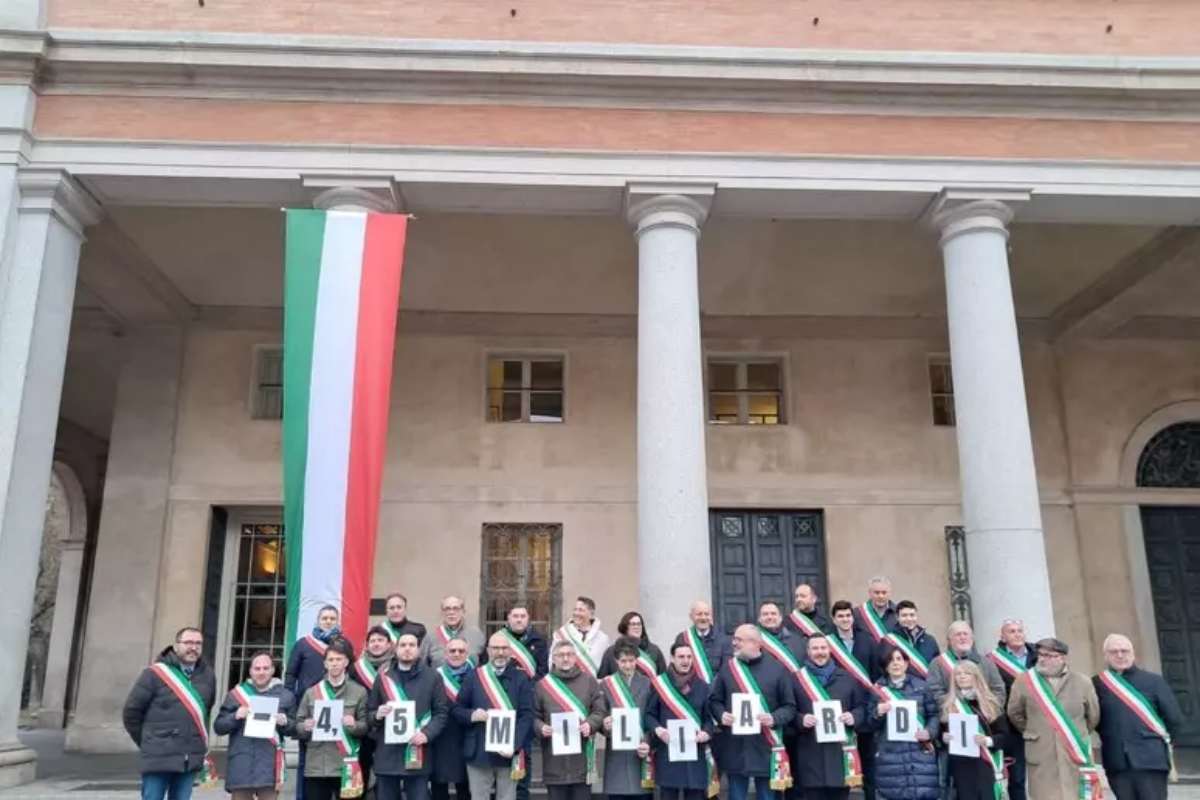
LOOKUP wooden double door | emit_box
[709,509,827,635]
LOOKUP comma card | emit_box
[311,699,343,742]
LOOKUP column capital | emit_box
[625,182,715,238]
[302,174,400,212]
[17,169,102,238]
[924,187,1031,247]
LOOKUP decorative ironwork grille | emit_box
[226,522,287,691]
[480,523,562,638]
[1137,422,1200,488]
[945,525,973,625]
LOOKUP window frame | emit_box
[249,344,284,421]
[928,354,956,427]
[705,354,788,426]
[478,522,564,638]
[484,352,567,424]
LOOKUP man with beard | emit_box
[1093,633,1182,800]
[123,627,218,800]
[1007,638,1101,800]
[368,633,450,800]
[645,642,718,800]
[455,632,535,800]
[498,607,547,800]
[352,625,396,793]
[785,584,834,643]
[986,619,1037,800]
[421,595,486,668]
[383,593,427,645]
[707,625,796,800]
[793,635,866,800]
[432,638,476,800]
[673,600,733,685]
[758,602,807,665]
[535,640,606,800]
[827,600,882,800]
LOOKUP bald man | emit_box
[706,625,796,800]
[673,600,733,683]
[1093,634,1182,800]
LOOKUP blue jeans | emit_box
[728,774,779,800]
[141,771,195,800]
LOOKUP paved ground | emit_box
[5,729,1200,799]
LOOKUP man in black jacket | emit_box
[504,606,549,679]
[384,592,428,644]
[367,633,450,800]
[785,583,834,642]
[456,631,535,800]
[122,626,217,800]
[1093,633,1183,800]
[673,600,733,681]
[987,618,1038,800]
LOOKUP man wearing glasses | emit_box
[987,619,1037,800]
[122,627,217,800]
[421,595,486,668]
[1007,637,1100,800]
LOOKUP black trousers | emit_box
[857,731,876,800]
[431,780,470,800]
[546,784,591,800]
[1002,735,1026,800]
[303,777,342,800]
[376,775,432,800]
[656,790,704,800]
[1109,770,1168,800]
[798,790,848,800]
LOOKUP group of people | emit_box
[122,579,1183,800]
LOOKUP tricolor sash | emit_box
[758,628,803,675]
[353,657,380,689]
[1024,672,1103,800]
[230,682,286,790]
[313,680,363,798]
[603,674,653,789]
[305,635,330,657]
[881,685,926,728]
[685,627,716,684]
[149,663,219,788]
[636,649,659,679]
[1097,669,1175,781]
[501,629,539,678]
[649,673,720,798]
[988,647,1029,680]
[436,626,476,666]
[795,667,862,788]
[789,609,823,637]
[727,658,792,791]
[437,666,462,702]
[555,626,599,678]
[884,633,931,678]
[383,619,404,643]
[380,674,433,770]
[541,674,597,783]
[935,649,959,675]
[856,605,889,643]
[953,698,1007,800]
[827,635,885,698]
[478,664,527,781]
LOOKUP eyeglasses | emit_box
[447,648,468,654]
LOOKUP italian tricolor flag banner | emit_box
[283,209,408,653]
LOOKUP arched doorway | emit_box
[1137,421,1200,745]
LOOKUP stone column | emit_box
[625,184,714,645]
[67,328,184,752]
[0,169,100,783]
[929,191,1055,641]
[39,464,89,729]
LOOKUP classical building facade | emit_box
[2,0,1200,783]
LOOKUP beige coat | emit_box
[1007,669,1100,800]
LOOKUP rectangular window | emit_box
[226,521,287,691]
[487,356,564,423]
[480,523,563,638]
[707,358,784,425]
[929,356,956,427]
[251,346,284,420]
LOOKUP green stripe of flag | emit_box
[282,209,326,655]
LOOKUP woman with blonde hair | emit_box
[940,661,1010,800]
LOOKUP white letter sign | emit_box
[243,695,279,740]
[667,718,699,762]
[731,692,761,735]
[485,709,517,754]
[610,708,640,751]
[813,699,845,743]
[948,712,980,757]
[551,711,582,755]
[311,699,344,742]
[886,699,918,743]
[384,700,416,745]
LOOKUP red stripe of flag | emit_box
[342,213,408,650]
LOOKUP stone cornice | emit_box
[17,28,1200,119]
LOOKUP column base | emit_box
[0,743,37,787]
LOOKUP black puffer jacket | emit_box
[122,648,217,774]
